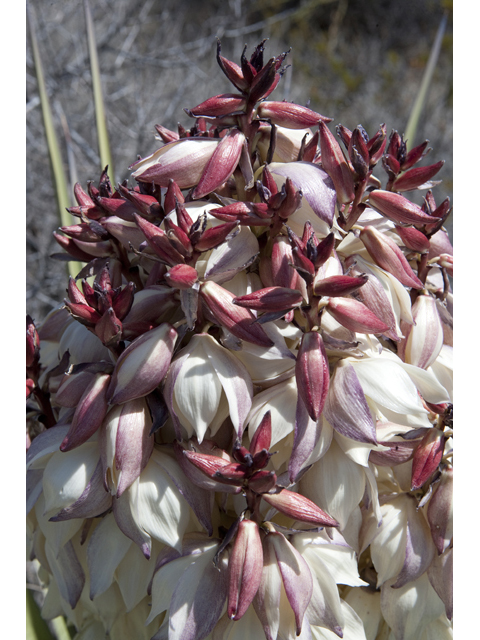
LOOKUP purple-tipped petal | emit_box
[324,360,377,444]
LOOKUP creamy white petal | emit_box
[42,443,99,514]
[370,496,408,586]
[115,540,160,611]
[35,493,84,557]
[87,513,131,599]
[310,600,368,640]
[300,439,366,530]
[247,377,298,446]
[343,587,382,640]
[350,357,426,416]
[132,452,191,551]
[174,341,222,442]
[380,573,445,640]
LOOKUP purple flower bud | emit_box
[107,323,177,405]
[228,520,264,620]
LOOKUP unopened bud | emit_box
[164,264,198,290]
[368,190,441,225]
[295,331,329,421]
[262,488,339,527]
[107,323,177,405]
[411,428,445,491]
[360,226,423,289]
[319,122,355,204]
[192,129,245,200]
[228,520,263,620]
[327,297,391,334]
[257,100,331,129]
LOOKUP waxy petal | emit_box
[324,360,377,444]
[132,138,219,188]
[268,531,313,635]
[427,466,453,554]
[234,286,303,312]
[60,373,110,451]
[107,323,177,405]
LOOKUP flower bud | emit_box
[392,161,444,192]
[200,281,274,347]
[313,273,368,297]
[192,129,245,200]
[107,323,177,405]
[164,264,198,290]
[360,226,423,289]
[411,428,445,491]
[186,93,246,118]
[394,225,430,254]
[228,520,264,620]
[257,101,331,129]
[233,287,303,312]
[368,190,441,225]
[262,488,339,527]
[319,121,355,204]
[326,297,391,334]
[131,138,219,189]
[295,331,329,421]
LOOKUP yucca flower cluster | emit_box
[26,41,453,640]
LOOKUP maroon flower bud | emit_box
[367,123,387,166]
[182,449,231,479]
[53,231,98,262]
[216,41,249,93]
[249,411,272,456]
[394,226,430,254]
[200,281,274,347]
[360,226,423,289]
[248,470,277,493]
[262,489,338,527]
[192,129,245,200]
[411,428,446,491]
[327,297,391,334]
[164,264,198,290]
[210,201,271,226]
[116,184,162,219]
[107,323,177,405]
[154,124,179,143]
[233,286,303,312]
[194,221,240,252]
[94,308,123,346]
[257,101,331,129]
[319,121,355,204]
[134,214,185,266]
[295,332,329,422]
[228,520,263,621]
[401,140,430,170]
[313,274,368,297]
[368,190,441,225]
[64,299,102,325]
[392,161,444,192]
[186,93,246,119]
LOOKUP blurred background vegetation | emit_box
[26,0,453,323]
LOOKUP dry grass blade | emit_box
[404,12,449,146]
[27,2,81,280]
[84,0,115,183]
